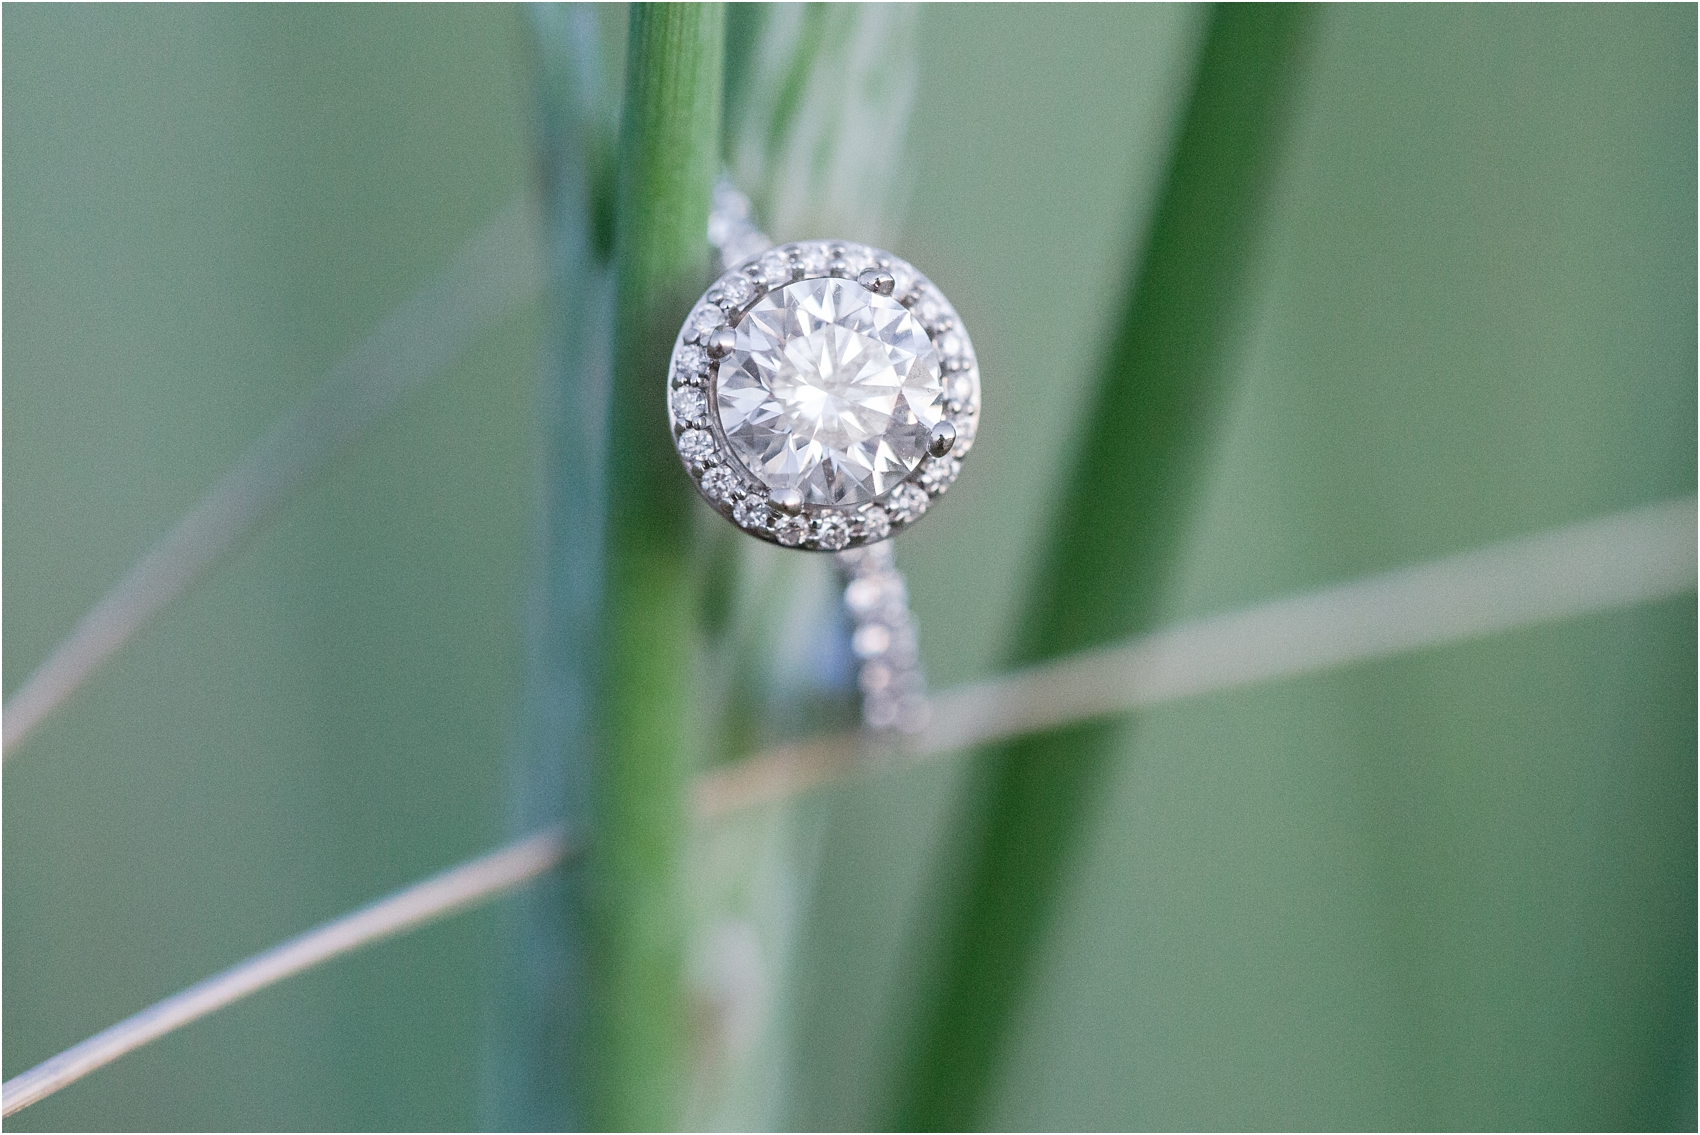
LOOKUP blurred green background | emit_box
[4,4,1694,1131]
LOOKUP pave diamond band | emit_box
[838,541,930,734]
[680,182,976,733]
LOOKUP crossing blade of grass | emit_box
[0,199,544,760]
[890,7,1315,1129]
[10,492,1691,1120]
[592,5,725,1129]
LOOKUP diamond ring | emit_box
[668,245,979,551]
[672,185,979,732]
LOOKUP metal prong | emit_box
[706,326,736,359]
[857,268,896,296]
[768,487,804,515]
[927,420,957,458]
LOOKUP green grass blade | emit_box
[726,3,918,245]
[492,6,620,1130]
[590,5,725,1129]
[891,7,1314,1128]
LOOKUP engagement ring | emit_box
[670,184,982,732]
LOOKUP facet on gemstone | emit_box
[814,517,850,550]
[674,344,709,386]
[838,247,875,277]
[732,496,769,529]
[756,252,792,288]
[855,506,891,541]
[919,456,960,494]
[671,387,708,426]
[949,413,977,456]
[719,275,755,308]
[716,276,945,507]
[887,483,929,523]
[689,305,725,340]
[890,264,920,303]
[701,465,738,502]
[678,428,716,464]
[774,514,808,546]
[793,244,829,275]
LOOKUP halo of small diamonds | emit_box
[667,240,981,551]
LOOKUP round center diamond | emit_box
[716,276,945,506]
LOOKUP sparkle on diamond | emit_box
[715,277,945,506]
